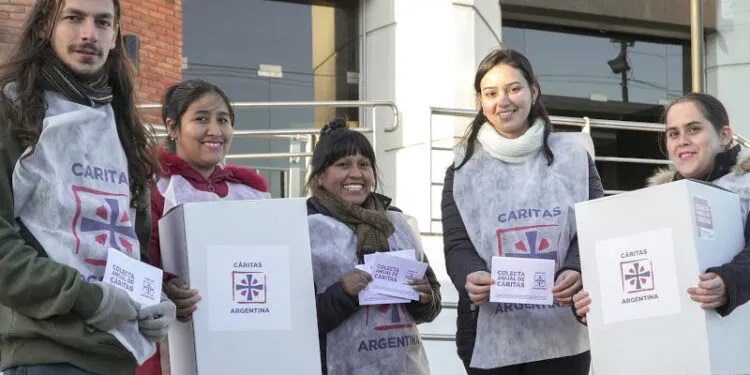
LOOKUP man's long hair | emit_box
[0,0,158,208]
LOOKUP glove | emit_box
[137,292,177,342]
[85,281,140,331]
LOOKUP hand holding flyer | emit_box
[103,248,164,307]
[367,251,428,301]
[357,249,427,305]
[356,264,410,305]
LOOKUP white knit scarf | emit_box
[476,119,545,163]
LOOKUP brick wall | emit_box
[121,0,182,108]
[0,0,34,57]
[0,0,183,118]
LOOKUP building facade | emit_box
[2,0,748,373]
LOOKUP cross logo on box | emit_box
[233,272,266,304]
[620,259,654,294]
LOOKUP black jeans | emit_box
[463,351,591,375]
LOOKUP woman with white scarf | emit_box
[441,48,603,374]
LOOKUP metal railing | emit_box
[427,106,750,230]
[141,100,398,132]
[140,100,399,197]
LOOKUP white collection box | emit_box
[159,198,321,375]
[576,179,750,375]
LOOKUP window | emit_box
[182,0,360,196]
[502,23,686,104]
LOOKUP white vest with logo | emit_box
[452,133,590,368]
[308,210,430,375]
[12,92,153,363]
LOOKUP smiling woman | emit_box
[478,63,537,139]
[305,119,442,375]
[574,92,750,331]
[662,94,733,180]
[137,79,271,375]
[652,93,750,313]
[166,90,234,179]
[307,120,378,206]
[442,48,602,375]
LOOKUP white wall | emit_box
[706,0,750,140]
[363,0,501,232]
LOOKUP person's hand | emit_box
[340,269,372,296]
[572,290,591,324]
[138,293,177,342]
[165,277,201,322]
[85,282,140,331]
[552,270,582,306]
[465,271,493,305]
[409,277,433,304]
[687,272,728,309]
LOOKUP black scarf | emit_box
[40,56,113,107]
[312,185,395,263]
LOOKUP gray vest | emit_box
[714,169,750,226]
[309,211,430,375]
[12,92,152,362]
[453,133,590,368]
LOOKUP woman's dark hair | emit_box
[662,92,729,133]
[453,48,553,170]
[305,118,379,192]
[161,79,235,153]
[0,0,158,208]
